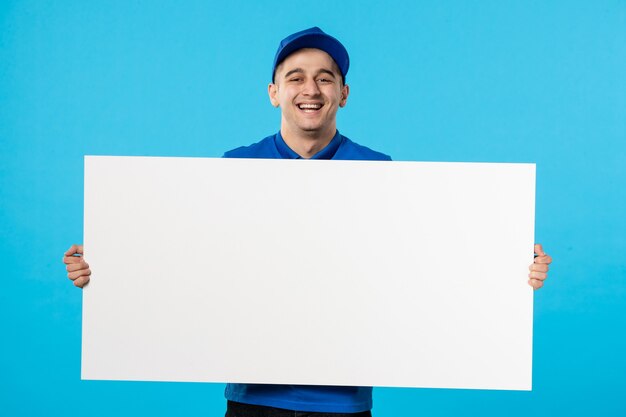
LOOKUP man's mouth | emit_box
[297,103,323,113]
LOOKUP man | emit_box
[63,27,553,417]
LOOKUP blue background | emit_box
[1,1,625,416]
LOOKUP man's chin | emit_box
[296,124,324,134]
[291,120,334,137]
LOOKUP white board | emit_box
[82,156,535,390]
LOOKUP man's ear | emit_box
[268,83,280,107]
[339,84,350,108]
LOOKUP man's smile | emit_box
[297,103,323,113]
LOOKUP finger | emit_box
[528,278,544,290]
[63,255,86,265]
[534,255,552,265]
[73,275,90,288]
[66,262,89,272]
[529,263,549,273]
[534,244,545,257]
[63,244,84,264]
[528,271,547,280]
[64,244,84,257]
[68,269,91,280]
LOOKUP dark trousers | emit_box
[225,401,373,417]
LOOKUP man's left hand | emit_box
[528,243,552,290]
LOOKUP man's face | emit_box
[269,48,349,138]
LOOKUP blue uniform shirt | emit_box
[222,130,391,413]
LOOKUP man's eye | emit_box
[318,78,332,83]
[289,77,302,82]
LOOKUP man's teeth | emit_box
[298,104,322,111]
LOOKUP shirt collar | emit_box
[274,130,343,160]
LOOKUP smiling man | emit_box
[268,47,349,157]
[221,32,390,414]
[63,27,553,417]
[223,27,391,165]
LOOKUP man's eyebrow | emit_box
[283,68,304,78]
[318,69,337,78]
[282,68,338,79]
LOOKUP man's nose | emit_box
[301,78,320,95]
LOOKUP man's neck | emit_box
[280,126,336,159]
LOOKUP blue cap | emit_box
[272,27,350,83]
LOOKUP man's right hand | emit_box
[63,244,91,288]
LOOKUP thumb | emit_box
[64,244,84,257]
[534,243,545,257]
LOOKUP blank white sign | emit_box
[82,156,535,390]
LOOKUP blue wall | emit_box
[1,1,624,415]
